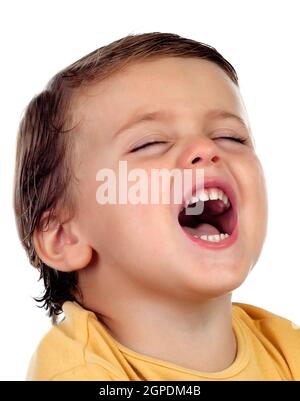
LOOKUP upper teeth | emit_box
[183,187,230,209]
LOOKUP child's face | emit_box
[71,57,268,303]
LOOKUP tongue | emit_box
[193,223,220,236]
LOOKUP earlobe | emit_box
[33,211,93,272]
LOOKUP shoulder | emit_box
[28,363,128,381]
[232,301,300,334]
[26,302,126,381]
[233,302,300,377]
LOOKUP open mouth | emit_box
[177,186,238,244]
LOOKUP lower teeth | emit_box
[192,233,229,242]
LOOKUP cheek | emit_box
[76,161,167,254]
[85,202,164,254]
[238,152,268,244]
[110,205,179,274]
[253,160,268,245]
[111,204,167,244]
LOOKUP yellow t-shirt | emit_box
[26,301,300,381]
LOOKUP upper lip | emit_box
[174,175,238,217]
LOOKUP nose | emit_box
[177,136,220,169]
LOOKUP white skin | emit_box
[34,57,268,372]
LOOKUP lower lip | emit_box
[180,220,239,250]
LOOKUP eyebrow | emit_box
[113,108,249,138]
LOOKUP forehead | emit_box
[71,57,247,139]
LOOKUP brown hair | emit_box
[13,32,239,319]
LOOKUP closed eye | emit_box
[130,140,167,153]
[216,136,248,144]
[130,135,248,153]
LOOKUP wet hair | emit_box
[13,32,239,319]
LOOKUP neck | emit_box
[95,293,237,373]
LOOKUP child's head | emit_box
[14,32,268,319]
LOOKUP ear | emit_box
[33,210,93,272]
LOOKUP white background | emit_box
[0,0,299,380]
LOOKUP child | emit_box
[14,32,300,381]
